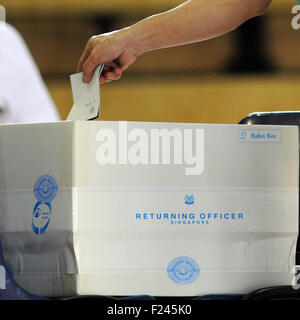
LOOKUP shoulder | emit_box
[0,23,28,53]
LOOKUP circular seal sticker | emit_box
[33,175,58,203]
[167,256,200,285]
[32,201,52,235]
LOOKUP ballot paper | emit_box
[67,64,104,121]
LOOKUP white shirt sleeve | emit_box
[0,24,60,124]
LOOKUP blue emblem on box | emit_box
[32,201,52,235]
[34,175,58,203]
[184,195,194,205]
[167,256,200,285]
[32,175,58,235]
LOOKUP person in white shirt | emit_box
[0,23,60,124]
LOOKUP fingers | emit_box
[82,50,99,83]
[100,73,120,84]
[78,36,125,84]
[77,38,94,73]
[100,63,123,84]
[77,46,90,73]
[100,75,107,84]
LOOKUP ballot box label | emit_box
[239,129,281,143]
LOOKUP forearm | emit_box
[124,0,270,55]
[78,0,271,82]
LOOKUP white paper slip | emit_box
[67,64,104,121]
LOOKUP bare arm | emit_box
[78,0,272,83]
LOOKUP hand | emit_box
[77,29,138,84]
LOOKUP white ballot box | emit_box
[0,121,298,297]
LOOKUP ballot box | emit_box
[0,121,298,297]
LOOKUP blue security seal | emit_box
[167,256,200,285]
[32,201,52,235]
[33,175,58,203]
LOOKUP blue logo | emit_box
[240,130,246,140]
[32,201,52,235]
[34,175,58,203]
[32,175,58,235]
[167,256,200,285]
[184,195,194,205]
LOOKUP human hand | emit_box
[77,29,138,84]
